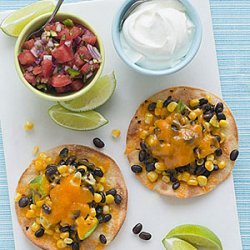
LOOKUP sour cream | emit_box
[120,0,195,70]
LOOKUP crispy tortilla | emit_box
[126,86,238,198]
[16,144,128,250]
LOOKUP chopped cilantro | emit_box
[63,18,74,27]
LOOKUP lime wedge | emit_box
[1,0,55,37]
[48,104,108,131]
[162,237,197,250]
[59,72,116,112]
[164,224,223,250]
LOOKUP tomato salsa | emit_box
[18,19,102,94]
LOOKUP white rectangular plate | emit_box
[0,0,242,249]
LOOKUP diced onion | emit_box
[47,39,54,48]
[65,40,72,47]
[43,55,52,61]
[87,44,101,61]
[56,22,62,32]
[34,39,42,48]
[86,72,93,79]
[72,65,79,70]
[27,66,33,72]
[30,47,38,57]
[64,65,70,71]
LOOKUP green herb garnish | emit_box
[67,68,80,78]
[63,18,74,27]
[50,30,57,37]
[176,100,187,113]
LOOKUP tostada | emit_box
[15,144,127,250]
[126,86,239,198]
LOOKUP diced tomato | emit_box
[57,27,71,40]
[55,85,72,93]
[80,63,91,74]
[51,74,72,87]
[82,30,97,45]
[92,63,100,71]
[41,60,53,78]
[71,80,84,91]
[51,44,74,63]
[32,66,42,75]
[74,46,92,67]
[24,72,36,85]
[18,50,36,65]
[44,24,57,32]
[23,39,35,50]
[70,26,83,40]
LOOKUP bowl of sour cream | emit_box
[112,0,202,76]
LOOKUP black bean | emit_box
[203,104,212,112]
[93,138,105,148]
[88,201,97,208]
[45,165,58,180]
[131,165,143,173]
[96,206,103,215]
[94,168,104,177]
[18,196,29,208]
[194,166,206,176]
[170,175,178,183]
[203,112,213,122]
[71,161,79,167]
[99,192,106,203]
[230,149,239,161]
[133,223,143,234]
[216,112,226,121]
[99,234,107,244]
[88,185,95,195]
[42,204,51,214]
[163,96,172,107]
[78,158,89,165]
[35,228,44,238]
[215,148,222,157]
[215,102,224,114]
[172,181,180,190]
[106,188,117,196]
[139,232,152,240]
[97,214,104,223]
[140,141,148,150]
[139,150,147,162]
[114,194,122,205]
[215,135,221,143]
[59,160,66,165]
[60,225,70,232]
[59,147,69,158]
[147,102,156,112]
[71,242,80,250]
[103,214,112,222]
[76,168,85,176]
[72,210,81,220]
[66,156,77,165]
[203,170,211,178]
[213,165,219,171]
[176,166,189,173]
[29,197,33,205]
[146,162,155,172]
[199,98,208,106]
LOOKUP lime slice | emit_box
[162,237,197,250]
[164,224,223,250]
[1,0,55,37]
[48,104,108,131]
[59,72,116,112]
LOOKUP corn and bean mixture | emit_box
[131,96,239,190]
[16,147,122,249]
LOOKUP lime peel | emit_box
[162,237,198,250]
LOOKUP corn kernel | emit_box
[58,165,68,174]
[46,157,53,164]
[162,175,170,183]
[53,233,61,240]
[45,229,54,235]
[70,172,82,186]
[197,176,208,187]
[99,177,106,184]
[154,108,161,116]
[112,129,121,138]
[60,232,69,239]
[147,171,159,183]
[206,95,212,103]
[33,146,40,156]
[140,130,149,140]
[218,160,226,169]
[94,193,102,203]
[219,119,228,128]
[146,134,158,147]
[31,222,40,232]
[194,108,202,116]
[155,162,166,171]
[57,239,66,249]
[64,238,73,245]
[103,205,110,214]
[145,113,154,125]
[180,116,189,125]
[55,226,61,233]
[162,171,167,176]
[24,121,34,131]
[155,169,162,174]
[205,160,214,171]
[187,179,198,186]
[167,102,178,112]
[15,193,22,202]
[78,165,87,172]
[26,210,36,218]
[206,154,214,161]
[188,111,197,121]
[96,183,104,192]
[36,218,41,225]
[106,194,115,204]
[90,208,96,217]
[213,160,218,165]
[38,153,47,160]
[203,122,211,132]
[30,204,37,210]
[182,172,191,182]
[210,115,219,128]
[177,173,183,181]
[196,159,204,166]
[34,160,46,171]
[156,100,163,109]
[190,98,199,108]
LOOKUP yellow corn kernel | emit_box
[213,160,218,165]
[162,175,170,183]
[197,176,208,187]
[210,115,219,128]
[94,193,102,203]
[167,102,178,112]
[194,108,202,116]
[106,194,115,204]
[154,108,161,116]
[196,159,204,166]
[26,210,36,219]
[60,232,69,239]
[64,238,73,245]
[147,171,159,183]
[205,160,214,171]
[188,111,197,121]
[218,160,226,169]
[220,132,226,144]
[24,121,34,131]
[31,222,40,232]
[55,226,61,233]
[162,171,167,176]
[177,173,183,181]
[90,208,96,217]
[78,165,87,172]
[30,204,37,210]
[33,146,40,156]
[219,120,228,128]
[34,160,46,171]
[187,179,198,186]
[145,113,154,125]
[36,218,41,225]
[46,157,53,164]
[140,130,149,140]
[206,95,212,103]
[206,154,214,161]
[99,177,106,184]
[53,233,61,240]
[96,183,104,192]
[155,162,166,171]
[57,239,66,249]
[38,153,47,160]
[45,229,54,235]
[103,205,110,214]
[155,169,162,174]
[182,172,191,182]
[15,193,22,202]
[70,172,82,186]
[156,100,163,109]
[180,116,189,125]
[204,122,211,131]
[190,98,199,108]
[58,165,68,174]
[112,129,121,138]
[146,134,158,147]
